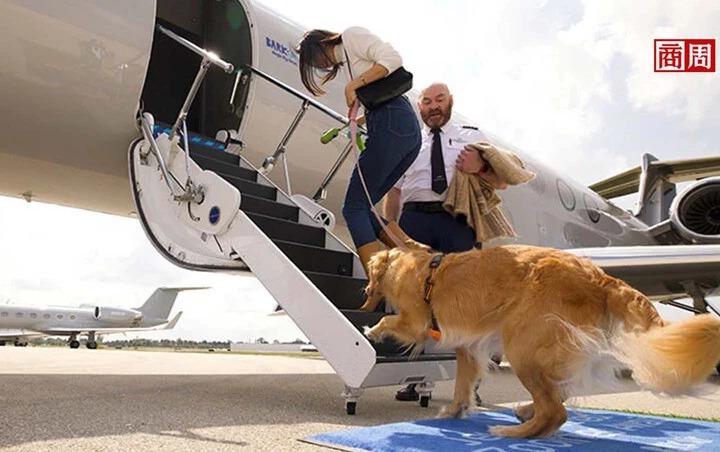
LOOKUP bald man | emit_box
[384,83,498,402]
[384,83,490,253]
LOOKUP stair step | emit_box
[192,154,257,182]
[222,175,277,201]
[241,195,298,222]
[305,271,367,310]
[187,142,239,166]
[247,213,325,247]
[274,241,353,276]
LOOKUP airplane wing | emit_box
[40,312,184,335]
[0,329,44,340]
[568,244,720,300]
[590,155,720,199]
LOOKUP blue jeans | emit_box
[342,96,421,248]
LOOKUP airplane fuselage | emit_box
[0,0,658,251]
[0,304,146,335]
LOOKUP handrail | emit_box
[157,24,234,74]
[242,64,365,133]
[139,114,183,197]
[242,64,367,197]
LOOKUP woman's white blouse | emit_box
[334,26,403,80]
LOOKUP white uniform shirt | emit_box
[334,27,403,80]
[396,123,486,205]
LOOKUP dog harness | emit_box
[424,253,445,339]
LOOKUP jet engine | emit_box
[670,177,720,244]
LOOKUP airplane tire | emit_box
[346,401,356,415]
[86,341,98,350]
[69,340,80,349]
[0,341,5,346]
[420,395,430,408]
[717,363,720,376]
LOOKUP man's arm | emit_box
[383,187,402,222]
[455,146,508,190]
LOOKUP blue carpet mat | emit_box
[304,409,720,451]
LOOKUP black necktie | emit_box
[430,128,447,194]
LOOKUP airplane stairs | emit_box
[129,119,457,415]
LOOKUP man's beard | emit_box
[422,103,453,128]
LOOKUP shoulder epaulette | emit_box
[461,125,479,131]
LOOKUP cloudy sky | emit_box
[1,0,719,341]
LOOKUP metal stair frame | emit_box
[129,127,456,390]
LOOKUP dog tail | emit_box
[611,313,720,394]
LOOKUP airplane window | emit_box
[16,312,23,318]
[583,194,601,223]
[30,313,37,319]
[1,312,7,317]
[56,314,63,319]
[43,314,50,319]
[556,179,576,211]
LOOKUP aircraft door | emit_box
[141,0,253,138]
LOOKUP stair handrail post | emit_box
[313,140,354,201]
[260,100,311,192]
[170,57,212,140]
[138,114,184,198]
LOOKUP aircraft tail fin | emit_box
[136,287,207,322]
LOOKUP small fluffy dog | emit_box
[361,245,720,438]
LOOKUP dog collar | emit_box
[423,253,445,304]
[424,253,445,333]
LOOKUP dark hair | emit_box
[295,29,343,96]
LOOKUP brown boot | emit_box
[356,240,385,276]
[379,221,431,251]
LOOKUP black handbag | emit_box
[344,49,413,110]
[357,67,413,110]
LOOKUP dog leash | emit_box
[423,253,445,341]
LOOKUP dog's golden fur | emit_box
[361,245,720,438]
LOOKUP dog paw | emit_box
[513,404,534,422]
[363,325,382,342]
[437,403,468,419]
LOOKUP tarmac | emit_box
[1,347,718,451]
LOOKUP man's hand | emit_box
[456,146,487,174]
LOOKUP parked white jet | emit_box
[0,288,201,349]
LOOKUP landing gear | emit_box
[68,334,80,349]
[342,386,363,416]
[13,341,27,347]
[417,382,434,408]
[0,341,5,346]
[86,332,97,349]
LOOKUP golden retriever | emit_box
[361,245,720,438]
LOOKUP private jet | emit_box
[0,287,196,348]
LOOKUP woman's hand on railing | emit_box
[344,80,360,108]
